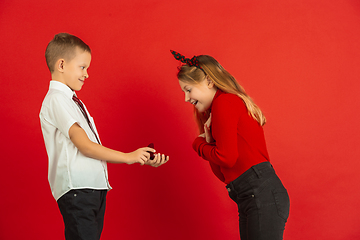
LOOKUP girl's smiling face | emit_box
[179,78,217,112]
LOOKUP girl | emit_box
[171,50,290,240]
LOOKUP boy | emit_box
[40,33,168,240]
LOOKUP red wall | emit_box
[1,0,359,239]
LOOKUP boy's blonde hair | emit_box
[45,33,91,73]
[177,55,266,133]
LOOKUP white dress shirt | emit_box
[40,81,111,201]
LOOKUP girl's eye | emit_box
[187,89,191,93]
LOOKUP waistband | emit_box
[226,161,273,189]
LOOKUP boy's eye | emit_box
[80,66,85,70]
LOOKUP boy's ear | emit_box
[56,59,65,73]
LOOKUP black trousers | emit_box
[57,189,107,240]
[226,162,290,240]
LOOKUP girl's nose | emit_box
[184,93,190,102]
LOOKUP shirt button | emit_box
[227,188,231,192]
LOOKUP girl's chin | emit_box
[195,106,206,113]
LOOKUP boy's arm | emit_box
[69,123,153,165]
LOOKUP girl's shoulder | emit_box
[215,92,244,105]
[217,91,240,100]
[213,92,246,111]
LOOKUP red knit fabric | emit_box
[192,90,270,184]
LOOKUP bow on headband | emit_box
[170,50,203,70]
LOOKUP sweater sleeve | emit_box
[209,161,225,182]
[192,94,242,168]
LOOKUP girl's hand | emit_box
[146,153,169,167]
[204,113,214,143]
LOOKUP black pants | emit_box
[226,162,290,240]
[57,189,107,240]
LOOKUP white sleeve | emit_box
[45,93,79,139]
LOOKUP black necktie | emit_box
[72,95,101,144]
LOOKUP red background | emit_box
[1,0,360,239]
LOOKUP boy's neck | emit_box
[51,74,73,92]
[51,72,62,82]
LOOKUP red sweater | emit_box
[192,90,270,184]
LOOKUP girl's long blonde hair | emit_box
[177,55,266,133]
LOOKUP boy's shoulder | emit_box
[41,88,74,117]
[40,86,77,127]
[43,88,68,106]
[43,81,73,104]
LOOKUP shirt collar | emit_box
[49,80,75,99]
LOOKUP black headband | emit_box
[170,50,203,70]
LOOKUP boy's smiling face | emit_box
[60,47,91,91]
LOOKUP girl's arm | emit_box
[193,94,242,168]
[209,162,225,182]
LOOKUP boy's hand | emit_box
[126,147,155,165]
[146,153,169,167]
